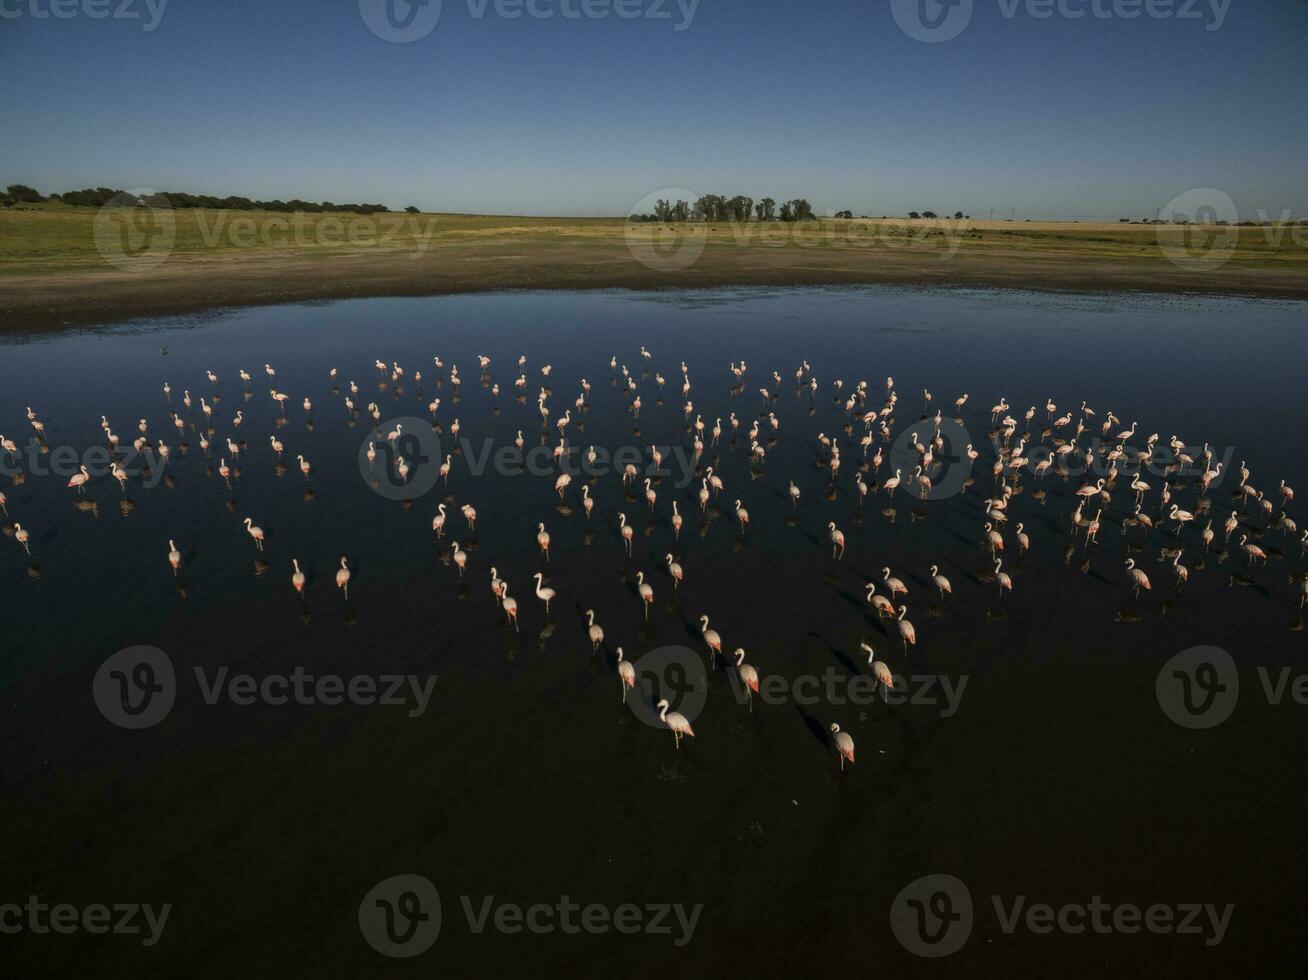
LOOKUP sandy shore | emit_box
[3,231,1306,332]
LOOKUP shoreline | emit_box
[3,235,1306,333]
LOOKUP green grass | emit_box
[2,201,1304,276]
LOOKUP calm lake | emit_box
[2,286,1306,975]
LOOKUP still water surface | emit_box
[2,287,1306,974]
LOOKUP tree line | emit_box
[630,195,816,223]
[2,183,406,215]
[628,195,973,223]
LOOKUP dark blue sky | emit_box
[2,0,1303,217]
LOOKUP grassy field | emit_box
[1,202,1305,331]
[3,202,1305,273]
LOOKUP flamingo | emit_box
[1168,504,1195,536]
[866,581,896,618]
[291,558,305,594]
[66,465,90,494]
[830,723,855,770]
[586,609,604,653]
[734,648,760,710]
[14,523,31,555]
[451,541,467,577]
[930,565,952,599]
[995,558,1013,595]
[699,614,722,661]
[1125,558,1150,597]
[533,572,557,614]
[665,553,683,589]
[243,517,264,551]
[537,522,551,561]
[618,513,633,555]
[882,567,907,598]
[336,557,351,599]
[168,539,181,576]
[636,571,654,619]
[671,500,682,538]
[432,503,447,537]
[501,586,519,631]
[860,641,894,691]
[734,499,749,529]
[616,648,636,702]
[828,522,845,560]
[1239,534,1267,566]
[896,605,916,651]
[657,698,695,749]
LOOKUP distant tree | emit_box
[405,205,419,214]
[672,199,690,222]
[922,210,937,219]
[6,184,44,203]
[755,197,776,221]
[789,199,813,221]
[908,211,920,219]
[953,211,963,220]
[779,202,794,222]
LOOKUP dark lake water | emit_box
[2,286,1306,975]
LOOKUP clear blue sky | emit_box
[1,0,1304,218]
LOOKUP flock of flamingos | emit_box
[4,348,1305,766]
